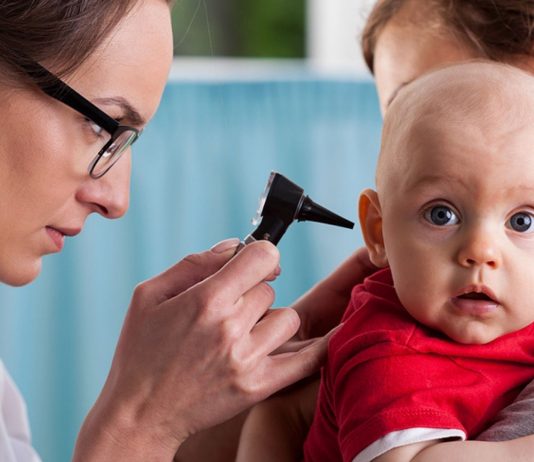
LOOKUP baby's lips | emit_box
[454,284,499,304]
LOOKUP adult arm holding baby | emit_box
[378,381,534,462]
[377,436,534,462]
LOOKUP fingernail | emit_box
[211,238,241,254]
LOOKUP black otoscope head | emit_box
[248,172,354,245]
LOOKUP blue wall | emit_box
[0,77,382,461]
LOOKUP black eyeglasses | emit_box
[20,61,141,179]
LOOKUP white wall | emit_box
[307,0,376,78]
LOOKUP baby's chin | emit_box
[440,322,504,345]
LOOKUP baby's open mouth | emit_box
[458,292,495,302]
[452,286,500,315]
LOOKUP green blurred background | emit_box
[172,0,306,57]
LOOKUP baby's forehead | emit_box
[391,64,527,130]
[377,61,534,191]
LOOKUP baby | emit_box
[237,61,534,462]
[302,61,534,461]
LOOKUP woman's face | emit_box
[0,0,173,286]
[372,10,479,114]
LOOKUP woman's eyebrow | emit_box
[94,96,146,126]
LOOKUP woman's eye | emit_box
[508,212,534,233]
[423,205,459,226]
[84,118,106,139]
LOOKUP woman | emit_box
[233,1,534,460]
[0,1,353,460]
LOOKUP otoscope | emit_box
[237,171,354,251]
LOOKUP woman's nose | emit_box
[456,226,501,269]
[75,152,131,219]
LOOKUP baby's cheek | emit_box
[395,281,433,323]
[499,265,534,332]
[390,261,444,324]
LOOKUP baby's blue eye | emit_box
[508,212,534,233]
[424,205,459,226]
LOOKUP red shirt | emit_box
[303,268,534,462]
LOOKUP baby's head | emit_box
[360,61,534,344]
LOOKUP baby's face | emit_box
[370,63,534,344]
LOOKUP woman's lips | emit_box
[46,226,65,251]
[45,226,82,251]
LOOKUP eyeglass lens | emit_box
[90,129,138,178]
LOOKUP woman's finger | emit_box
[236,283,277,333]
[202,240,280,306]
[257,323,343,394]
[272,337,319,355]
[256,335,331,398]
[138,239,241,304]
[246,308,301,359]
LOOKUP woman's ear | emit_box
[358,189,388,268]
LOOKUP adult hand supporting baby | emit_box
[291,246,377,339]
[74,240,330,462]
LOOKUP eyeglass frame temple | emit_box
[19,60,141,178]
[19,61,120,135]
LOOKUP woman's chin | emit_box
[0,259,42,287]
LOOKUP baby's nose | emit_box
[456,231,501,269]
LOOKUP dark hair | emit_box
[362,0,534,73]
[0,0,171,84]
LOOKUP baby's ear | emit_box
[358,189,388,268]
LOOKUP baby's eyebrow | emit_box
[405,174,466,193]
[407,175,534,199]
[501,185,534,195]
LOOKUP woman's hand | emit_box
[74,240,331,462]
